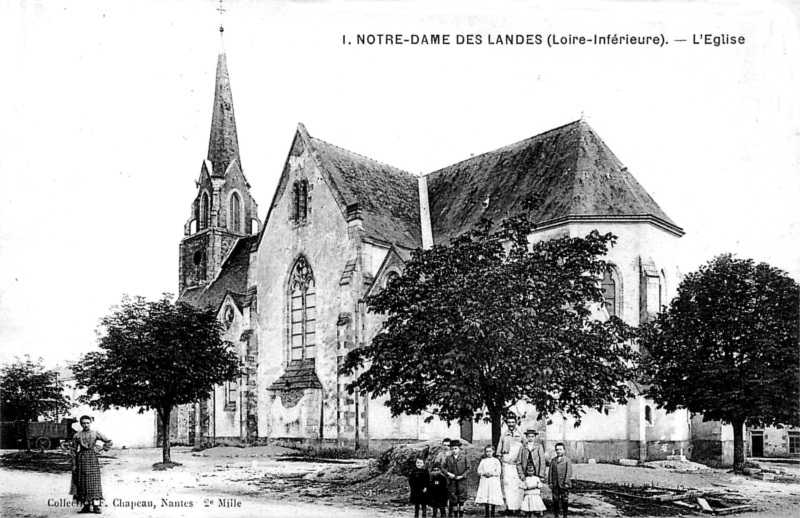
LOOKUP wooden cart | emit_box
[26,419,77,450]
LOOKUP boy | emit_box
[434,437,451,470]
[547,443,572,518]
[443,439,470,518]
[517,429,545,480]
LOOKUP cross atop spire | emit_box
[217,0,226,32]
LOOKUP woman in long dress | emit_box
[475,445,504,517]
[68,415,112,514]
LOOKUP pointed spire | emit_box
[207,48,241,177]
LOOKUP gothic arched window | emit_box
[289,257,316,361]
[601,266,618,317]
[292,180,308,223]
[230,192,242,233]
[200,192,210,230]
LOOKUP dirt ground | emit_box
[1,447,799,518]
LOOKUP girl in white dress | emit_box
[519,474,547,516]
[475,445,504,517]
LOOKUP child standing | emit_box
[519,475,547,517]
[443,439,470,518]
[547,443,573,518]
[475,445,504,517]
[428,466,449,518]
[434,437,452,470]
[409,458,430,518]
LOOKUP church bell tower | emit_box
[179,27,259,295]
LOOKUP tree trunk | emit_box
[161,407,172,464]
[490,408,503,449]
[732,419,745,472]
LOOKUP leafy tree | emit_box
[72,295,239,464]
[1,355,72,423]
[340,213,638,447]
[640,254,800,470]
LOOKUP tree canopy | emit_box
[1,355,72,423]
[340,213,638,446]
[72,295,239,463]
[640,254,800,469]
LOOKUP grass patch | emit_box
[1,451,74,473]
[152,461,182,470]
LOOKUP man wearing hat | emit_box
[516,429,545,481]
[497,414,524,515]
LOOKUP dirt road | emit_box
[2,447,800,517]
[1,447,399,518]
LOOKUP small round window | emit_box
[223,305,235,329]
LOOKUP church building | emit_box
[170,45,695,462]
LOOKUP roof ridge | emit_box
[425,119,584,178]
[205,235,253,291]
[570,122,586,214]
[309,135,416,179]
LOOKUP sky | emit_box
[1,0,798,368]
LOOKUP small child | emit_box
[427,466,449,518]
[547,443,573,518]
[475,445,503,517]
[443,439,470,518]
[519,475,547,517]
[409,458,430,518]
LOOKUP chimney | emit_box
[346,202,363,239]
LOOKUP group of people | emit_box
[409,439,472,517]
[408,415,573,518]
[63,413,573,518]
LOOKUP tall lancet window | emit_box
[230,192,241,233]
[292,180,308,223]
[601,266,617,317]
[289,257,316,361]
[200,192,210,230]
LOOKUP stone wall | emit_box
[747,425,800,458]
[255,134,357,443]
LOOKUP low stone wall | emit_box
[692,439,734,466]
[645,440,692,460]
[252,436,414,453]
[234,436,698,464]
[199,436,248,447]
[538,440,633,463]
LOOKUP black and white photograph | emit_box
[1,0,798,517]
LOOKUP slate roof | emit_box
[426,119,682,243]
[305,132,422,249]
[178,235,257,311]
[267,359,323,391]
[207,52,242,178]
